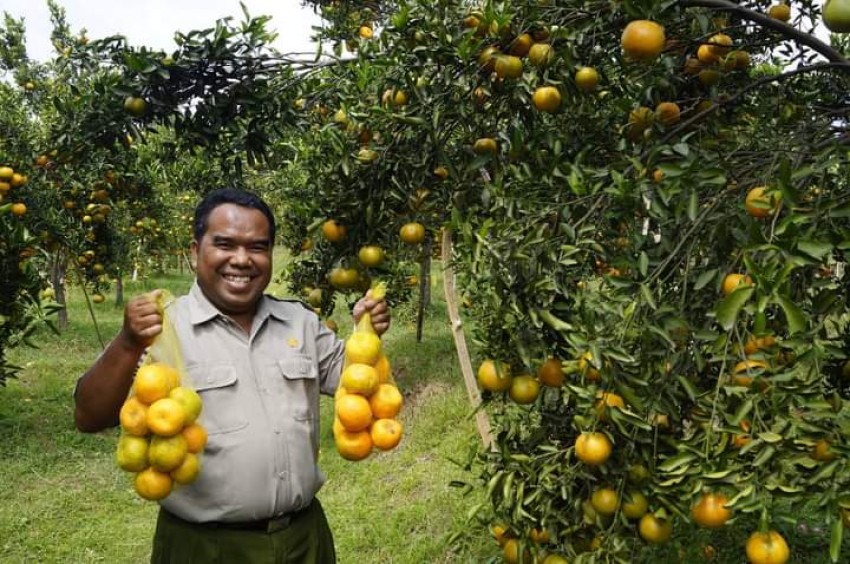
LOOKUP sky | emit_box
[2,0,324,61]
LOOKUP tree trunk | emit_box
[51,252,68,330]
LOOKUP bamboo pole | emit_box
[440,228,493,449]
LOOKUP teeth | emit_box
[223,274,250,283]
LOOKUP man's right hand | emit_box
[120,290,164,351]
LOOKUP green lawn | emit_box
[1,261,846,563]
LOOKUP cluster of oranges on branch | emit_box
[333,283,404,461]
[0,165,29,216]
[116,362,207,501]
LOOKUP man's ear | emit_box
[190,240,198,269]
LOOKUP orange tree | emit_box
[293,0,850,561]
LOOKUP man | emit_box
[75,188,389,563]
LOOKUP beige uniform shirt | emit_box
[159,282,344,523]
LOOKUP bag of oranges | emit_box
[333,282,403,461]
[115,291,207,501]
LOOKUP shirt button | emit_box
[278,471,288,480]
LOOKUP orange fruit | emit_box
[371,418,403,450]
[508,375,540,404]
[478,45,500,72]
[768,3,791,21]
[529,527,550,544]
[509,33,533,57]
[527,42,552,67]
[745,530,790,564]
[732,359,769,388]
[692,493,732,528]
[537,358,564,387]
[722,273,752,296]
[170,452,201,485]
[399,222,426,244]
[336,393,373,432]
[123,96,147,117]
[745,186,778,218]
[146,397,187,437]
[578,351,601,381]
[812,438,838,462]
[321,219,347,243]
[358,25,373,39]
[10,203,27,216]
[542,555,568,564]
[639,514,673,544]
[697,43,720,64]
[494,55,524,79]
[328,267,359,289]
[0,166,13,180]
[168,386,202,424]
[622,491,649,519]
[532,86,561,113]
[621,20,666,61]
[655,102,681,126]
[595,391,625,421]
[472,137,498,155]
[374,354,391,383]
[340,363,380,396]
[116,434,149,472]
[433,166,449,180]
[182,423,208,453]
[575,66,599,92]
[708,33,733,57]
[345,332,382,365]
[148,434,188,472]
[502,538,530,564]
[477,359,512,392]
[743,334,777,356]
[134,467,173,501]
[134,363,179,404]
[575,432,612,465]
[369,383,403,419]
[358,245,385,267]
[590,487,619,515]
[119,396,149,436]
[335,429,373,461]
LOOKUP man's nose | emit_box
[230,247,251,265]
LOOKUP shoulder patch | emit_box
[267,295,315,312]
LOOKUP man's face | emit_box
[191,203,272,319]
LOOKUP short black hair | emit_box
[193,188,276,243]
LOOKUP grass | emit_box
[1,255,848,563]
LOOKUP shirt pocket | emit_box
[191,364,248,435]
[277,355,318,421]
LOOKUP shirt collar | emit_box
[188,281,289,326]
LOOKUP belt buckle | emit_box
[266,514,292,533]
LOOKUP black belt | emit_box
[164,504,309,534]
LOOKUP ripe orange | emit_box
[182,423,208,453]
[722,273,753,296]
[622,491,649,519]
[542,554,568,564]
[472,137,498,155]
[123,96,147,117]
[171,452,201,485]
[340,363,380,396]
[532,86,561,113]
[692,493,732,528]
[812,438,838,462]
[509,33,533,57]
[146,397,187,437]
[328,267,359,289]
[698,69,721,87]
[168,386,202,424]
[345,331,382,365]
[655,102,681,126]
[768,3,791,21]
[527,42,552,67]
[371,418,403,450]
[335,429,373,461]
[336,393,373,432]
[119,396,149,436]
[10,203,27,217]
[508,375,540,404]
[148,434,188,472]
[578,351,601,381]
[575,432,612,465]
[595,391,625,421]
[374,354,391,383]
[358,25,373,40]
[494,55,524,79]
[537,358,564,387]
[321,219,347,243]
[358,245,385,267]
[652,168,664,183]
[708,33,733,57]
[116,434,150,472]
[477,359,512,392]
[745,530,790,564]
[399,222,426,244]
[639,514,673,544]
[590,488,619,515]
[0,166,13,180]
[369,383,403,419]
[478,45,500,72]
[745,186,778,218]
[621,20,666,61]
[575,66,599,92]
[134,363,179,404]
[134,467,173,501]
[10,173,27,187]
[732,359,769,387]
[697,43,720,64]
[502,538,530,564]
[433,166,449,180]
[529,527,550,544]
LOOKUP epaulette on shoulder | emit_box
[267,295,315,313]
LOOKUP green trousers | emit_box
[150,498,336,564]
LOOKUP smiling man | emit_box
[74,188,389,563]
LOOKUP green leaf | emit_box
[694,269,717,291]
[687,190,697,221]
[797,240,833,260]
[640,284,657,310]
[638,252,649,277]
[757,432,783,444]
[831,516,843,563]
[658,452,697,473]
[716,286,754,331]
[775,294,806,334]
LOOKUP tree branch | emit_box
[679,0,850,64]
